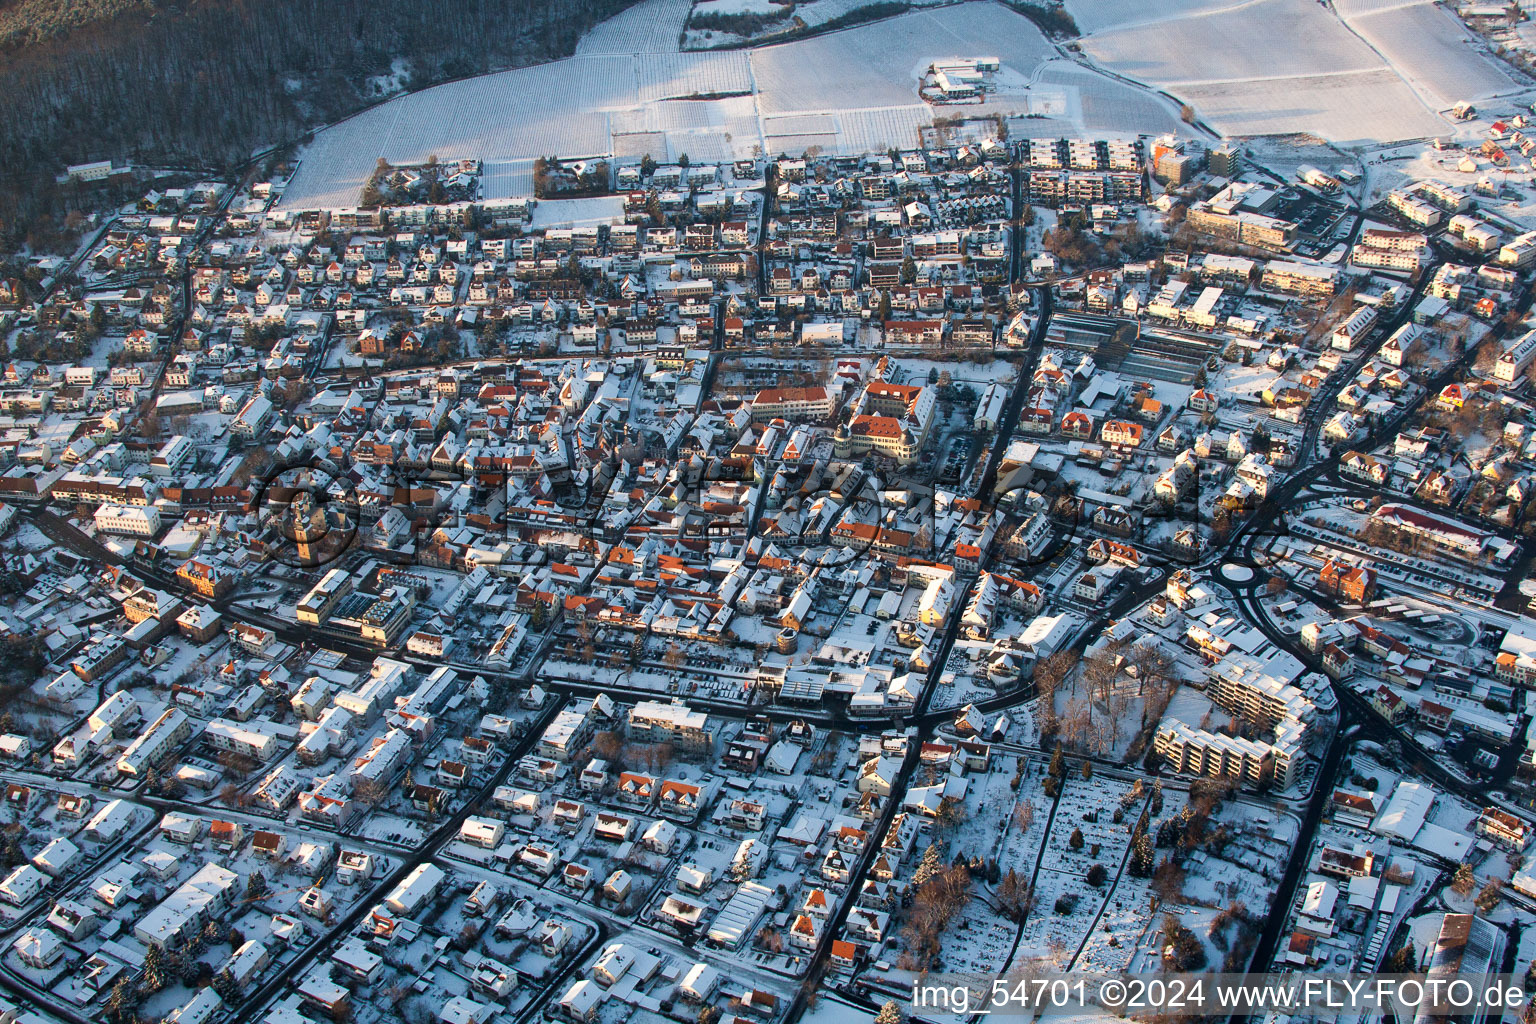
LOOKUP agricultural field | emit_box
[1061,0,1250,37]
[1175,69,1447,145]
[281,1,1190,210]
[1339,0,1517,109]
[1079,0,1383,85]
[576,0,692,53]
[1067,0,1528,144]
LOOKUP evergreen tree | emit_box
[141,943,167,993]
[914,843,944,888]
[1128,826,1155,877]
[104,979,137,1024]
[211,968,239,1003]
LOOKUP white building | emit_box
[134,863,239,949]
[1495,329,1536,383]
[95,504,161,536]
[385,862,444,917]
[117,708,191,776]
[204,718,284,762]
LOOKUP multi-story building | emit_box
[538,708,593,762]
[134,863,238,949]
[1207,656,1313,733]
[1387,189,1444,228]
[1154,718,1273,787]
[1186,200,1297,249]
[117,708,192,776]
[834,415,919,463]
[296,568,354,625]
[1495,329,1536,383]
[203,719,283,762]
[1476,806,1528,849]
[95,504,161,536]
[1318,560,1375,602]
[1262,260,1339,297]
[176,559,233,599]
[749,387,834,423]
[628,701,711,756]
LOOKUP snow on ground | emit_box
[1080,0,1383,85]
[1360,140,1536,232]
[1064,0,1527,144]
[364,57,413,100]
[529,195,629,229]
[1175,69,1445,145]
[1339,0,1518,109]
[281,2,1189,210]
[279,0,1531,208]
[693,0,782,15]
[577,0,692,54]
[1061,0,1251,37]
[801,996,876,1024]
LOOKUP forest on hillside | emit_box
[0,0,638,246]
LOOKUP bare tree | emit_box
[1013,798,1035,834]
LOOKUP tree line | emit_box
[0,0,640,246]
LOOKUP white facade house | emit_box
[117,709,191,776]
[385,862,444,917]
[95,504,161,537]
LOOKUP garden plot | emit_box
[636,51,754,102]
[1333,0,1425,14]
[795,0,917,28]
[940,888,1022,975]
[944,757,1036,865]
[1076,871,1157,971]
[748,2,1063,118]
[1340,0,1518,108]
[993,764,1052,880]
[1042,64,1190,139]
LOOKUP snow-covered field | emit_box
[1340,0,1517,108]
[1066,0,1527,144]
[280,1,1189,210]
[277,0,1533,208]
[1080,0,1382,85]
[1176,69,1446,145]
[1062,0,1247,37]
[576,0,691,53]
